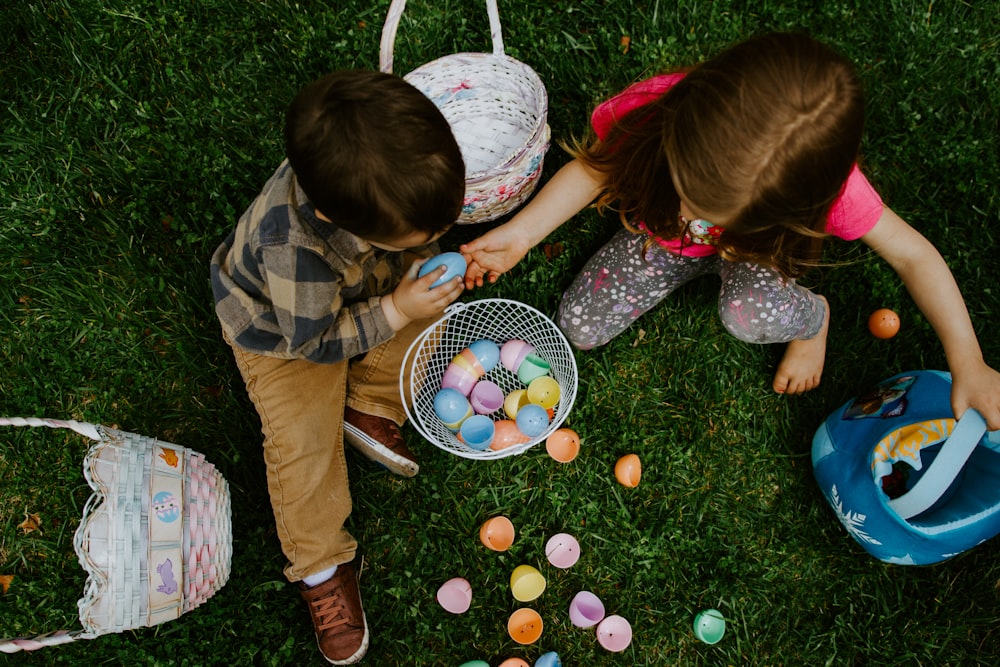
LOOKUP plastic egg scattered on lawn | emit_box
[693,608,726,644]
[500,339,535,373]
[467,339,500,372]
[568,590,605,628]
[479,516,516,551]
[596,615,633,652]
[504,389,530,419]
[491,420,532,451]
[868,308,900,339]
[507,608,543,644]
[498,659,530,667]
[417,251,467,288]
[433,388,473,431]
[615,454,642,488]
[459,662,491,667]
[515,404,549,438]
[545,533,580,568]
[460,415,495,450]
[545,428,580,463]
[435,577,472,614]
[510,564,546,602]
[534,652,562,667]
[470,380,504,415]
[527,376,561,409]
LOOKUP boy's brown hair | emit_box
[575,32,864,278]
[285,70,465,244]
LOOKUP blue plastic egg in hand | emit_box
[515,403,549,438]
[417,252,467,288]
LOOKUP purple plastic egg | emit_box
[470,380,505,415]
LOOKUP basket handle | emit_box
[0,418,103,652]
[380,0,505,74]
[887,408,987,520]
[0,416,101,440]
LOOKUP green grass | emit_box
[2,0,999,665]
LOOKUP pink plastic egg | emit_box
[545,533,581,568]
[441,363,478,396]
[470,380,504,415]
[596,615,633,652]
[501,339,534,373]
[436,577,473,614]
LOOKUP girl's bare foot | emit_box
[773,295,830,395]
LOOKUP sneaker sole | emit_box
[343,423,419,478]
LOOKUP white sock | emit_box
[302,565,338,587]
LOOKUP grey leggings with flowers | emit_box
[557,228,826,350]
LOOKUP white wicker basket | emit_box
[0,418,232,653]
[380,0,550,224]
[401,299,578,459]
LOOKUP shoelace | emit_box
[309,589,352,633]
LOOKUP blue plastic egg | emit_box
[535,652,562,667]
[417,252,467,288]
[515,404,549,438]
[433,388,473,431]
[467,339,500,373]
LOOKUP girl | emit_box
[460,32,1000,430]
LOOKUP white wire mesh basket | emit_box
[0,418,232,653]
[401,299,578,459]
[380,0,550,224]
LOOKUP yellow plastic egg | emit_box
[527,376,561,409]
[504,389,530,419]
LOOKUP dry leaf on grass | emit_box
[18,512,41,535]
[0,574,12,594]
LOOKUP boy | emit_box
[210,70,465,664]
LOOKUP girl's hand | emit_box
[382,260,464,329]
[459,227,532,289]
[950,361,1000,431]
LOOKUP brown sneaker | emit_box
[299,558,369,665]
[343,407,419,478]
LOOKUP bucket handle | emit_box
[380,0,505,74]
[887,409,988,520]
[0,417,103,652]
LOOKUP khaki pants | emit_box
[226,317,433,582]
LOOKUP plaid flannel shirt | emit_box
[210,160,437,363]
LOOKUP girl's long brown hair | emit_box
[572,32,865,278]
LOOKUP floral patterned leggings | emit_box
[557,228,826,350]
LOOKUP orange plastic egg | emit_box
[479,516,516,551]
[491,419,531,451]
[868,308,900,339]
[545,428,580,463]
[498,659,531,667]
[507,608,543,644]
[614,454,642,488]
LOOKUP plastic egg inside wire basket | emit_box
[402,299,578,459]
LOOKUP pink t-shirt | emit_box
[591,74,884,256]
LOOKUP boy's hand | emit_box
[382,260,463,330]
